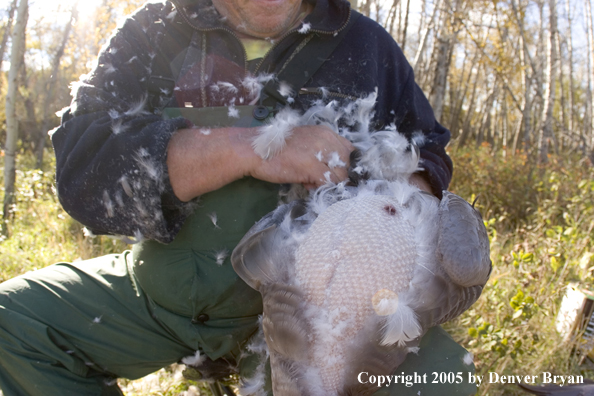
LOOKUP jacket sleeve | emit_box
[51,2,194,244]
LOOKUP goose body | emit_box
[231,93,491,395]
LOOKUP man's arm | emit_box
[167,125,354,201]
[52,2,203,243]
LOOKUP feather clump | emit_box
[252,107,301,159]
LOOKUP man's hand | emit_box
[167,125,353,202]
[248,125,354,190]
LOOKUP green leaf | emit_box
[522,252,534,262]
[513,260,519,268]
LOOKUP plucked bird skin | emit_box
[231,93,491,395]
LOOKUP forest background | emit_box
[0,0,594,395]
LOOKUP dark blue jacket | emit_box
[51,0,453,243]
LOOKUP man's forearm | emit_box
[167,127,259,201]
[167,124,354,202]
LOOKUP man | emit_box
[0,0,472,394]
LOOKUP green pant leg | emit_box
[373,326,477,396]
[0,252,195,396]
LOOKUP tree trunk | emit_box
[362,0,372,17]
[448,49,473,136]
[587,0,594,159]
[396,0,402,41]
[3,0,28,231]
[511,117,523,153]
[36,5,77,168]
[521,33,533,152]
[417,0,427,49]
[565,0,575,137]
[500,90,509,156]
[429,0,462,122]
[477,83,498,148]
[0,0,18,92]
[537,0,557,164]
[557,33,566,151]
[511,0,544,102]
[387,0,398,36]
[412,0,443,75]
[401,0,411,53]
[458,64,482,148]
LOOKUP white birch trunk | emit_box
[538,0,557,164]
[458,64,482,147]
[0,0,18,92]
[3,0,28,225]
[557,32,566,150]
[585,0,593,156]
[581,0,593,154]
[565,0,575,135]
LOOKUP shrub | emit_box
[446,146,594,395]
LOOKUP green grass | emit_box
[1,147,593,395]
[0,156,129,281]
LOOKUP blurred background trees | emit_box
[356,0,594,164]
